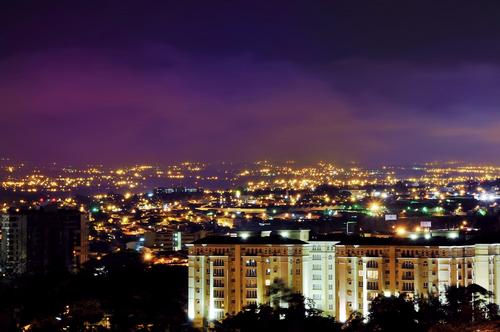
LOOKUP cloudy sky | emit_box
[2,1,500,166]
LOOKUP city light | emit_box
[368,202,381,212]
[4,1,500,330]
[395,227,407,236]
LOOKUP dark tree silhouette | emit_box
[216,279,340,332]
[0,251,193,332]
[366,294,420,332]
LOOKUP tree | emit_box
[64,299,104,331]
[443,284,491,324]
[0,252,192,332]
[341,311,366,332]
[415,295,446,331]
[216,280,340,332]
[366,294,420,332]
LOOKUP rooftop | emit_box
[310,232,500,246]
[191,232,500,247]
[191,235,307,245]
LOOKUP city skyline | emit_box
[3,1,500,165]
[5,2,500,331]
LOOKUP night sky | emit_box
[2,1,500,166]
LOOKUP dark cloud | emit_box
[1,1,500,165]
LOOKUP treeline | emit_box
[216,283,500,332]
[0,252,194,332]
[3,253,500,332]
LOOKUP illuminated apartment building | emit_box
[333,239,500,322]
[304,240,337,316]
[187,236,307,327]
[188,232,500,326]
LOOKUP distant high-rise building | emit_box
[0,207,88,275]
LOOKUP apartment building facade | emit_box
[187,236,307,327]
[188,234,500,326]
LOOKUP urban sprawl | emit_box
[3,159,500,329]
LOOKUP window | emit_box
[214,268,225,277]
[402,262,414,269]
[214,290,224,298]
[246,269,257,277]
[213,259,224,266]
[246,259,257,267]
[246,281,257,288]
[402,282,414,291]
[246,290,258,298]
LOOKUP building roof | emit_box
[191,232,500,247]
[191,235,307,245]
[311,233,500,246]
[6,206,81,215]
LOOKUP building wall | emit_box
[307,241,336,317]
[0,210,88,275]
[334,244,482,322]
[0,214,28,274]
[188,243,306,328]
[188,240,500,327]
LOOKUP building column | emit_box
[362,259,368,317]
